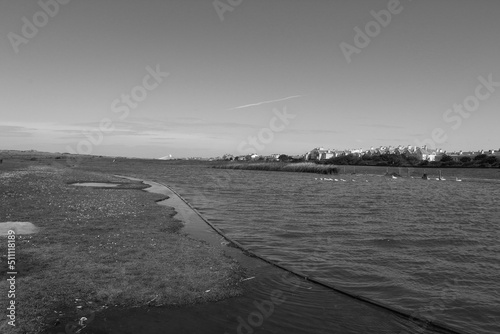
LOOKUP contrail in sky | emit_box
[228,95,303,110]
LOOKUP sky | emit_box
[0,0,499,158]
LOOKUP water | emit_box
[150,165,500,334]
[0,222,39,235]
[71,182,120,187]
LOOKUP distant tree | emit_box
[474,154,488,161]
[331,154,360,165]
[278,154,291,162]
[290,156,305,162]
[384,153,404,166]
[404,155,420,166]
[460,156,472,163]
[485,156,498,164]
[347,154,361,165]
[440,154,454,163]
[440,160,457,167]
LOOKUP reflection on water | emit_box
[0,221,39,235]
[159,165,500,334]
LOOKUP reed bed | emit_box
[212,162,338,174]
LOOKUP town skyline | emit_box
[207,143,500,161]
[11,139,500,162]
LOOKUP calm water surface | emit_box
[160,165,500,334]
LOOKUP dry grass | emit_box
[212,162,338,174]
[0,161,243,333]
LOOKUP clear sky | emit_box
[1,0,499,158]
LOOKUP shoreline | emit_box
[0,163,244,334]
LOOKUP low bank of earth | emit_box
[0,159,244,334]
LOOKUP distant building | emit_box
[305,147,338,161]
[414,146,437,161]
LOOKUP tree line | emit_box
[313,153,500,168]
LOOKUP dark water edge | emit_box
[76,281,463,334]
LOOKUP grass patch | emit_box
[212,162,338,174]
[0,162,243,333]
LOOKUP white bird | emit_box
[334,179,339,182]
[456,177,462,182]
[340,178,346,182]
[351,179,355,182]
